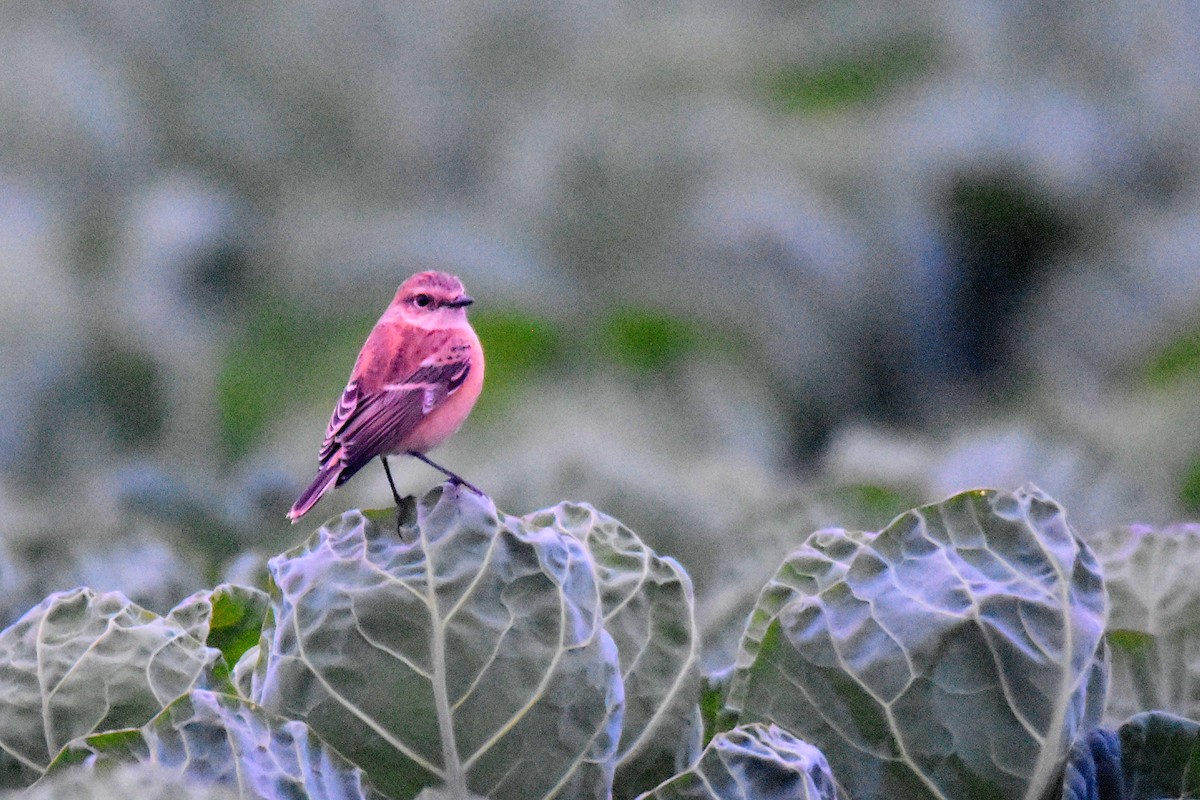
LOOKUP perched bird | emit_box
[287,271,485,522]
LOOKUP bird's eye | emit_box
[414,294,433,308]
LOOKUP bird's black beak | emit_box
[448,294,474,308]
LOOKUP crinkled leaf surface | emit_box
[535,502,702,799]
[1088,524,1200,725]
[251,487,624,800]
[635,723,840,800]
[1062,712,1200,800]
[169,584,271,676]
[725,486,1108,800]
[1119,711,1200,799]
[232,643,261,700]
[0,588,218,788]
[51,689,383,800]
[1061,727,1122,800]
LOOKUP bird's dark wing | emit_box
[325,359,471,483]
[319,378,361,462]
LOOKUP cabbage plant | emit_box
[1087,523,1200,725]
[721,486,1109,800]
[2,485,1200,800]
[636,723,838,800]
[246,493,628,799]
[0,588,218,788]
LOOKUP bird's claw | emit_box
[448,476,485,496]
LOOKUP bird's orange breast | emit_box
[399,326,485,454]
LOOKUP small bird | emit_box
[287,271,485,522]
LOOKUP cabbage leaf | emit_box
[1088,524,1200,725]
[50,689,383,800]
[725,486,1108,800]
[636,722,840,800]
[1061,711,1200,800]
[534,502,702,798]
[250,488,625,799]
[0,588,217,788]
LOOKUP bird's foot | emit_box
[391,493,418,541]
[448,476,485,496]
[408,451,485,496]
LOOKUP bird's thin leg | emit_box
[408,451,484,495]
[380,455,404,505]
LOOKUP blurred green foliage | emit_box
[212,298,776,466]
[600,308,701,372]
[1106,628,1156,655]
[188,243,252,308]
[72,212,118,279]
[83,335,166,449]
[1140,327,1200,516]
[944,172,1074,377]
[767,35,936,114]
[1180,458,1200,516]
[470,310,563,419]
[217,295,376,461]
[1145,329,1200,387]
[820,483,921,531]
[948,175,1069,253]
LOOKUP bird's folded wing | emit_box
[322,359,471,479]
[319,379,362,462]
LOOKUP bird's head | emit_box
[391,271,474,328]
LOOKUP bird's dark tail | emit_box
[287,460,341,523]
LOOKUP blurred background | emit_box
[2,0,1199,662]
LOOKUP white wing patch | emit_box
[381,381,444,414]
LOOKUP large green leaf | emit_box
[635,723,840,800]
[50,689,384,800]
[1088,524,1200,725]
[0,588,218,788]
[250,487,625,800]
[536,502,702,799]
[725,486,1108,800]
